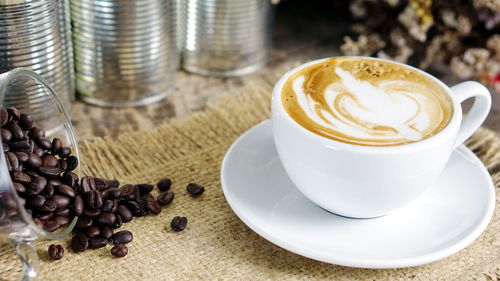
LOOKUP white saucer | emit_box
[220,120,495,269]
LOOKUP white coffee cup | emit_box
[271,57,491,218]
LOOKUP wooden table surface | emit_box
[70,2,500,141]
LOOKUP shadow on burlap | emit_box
[0,82,498,280]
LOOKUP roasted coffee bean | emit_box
[15,152,29,162]
[24,169,39,178]
[71,232,89,252]
[102,188,121,199]
[100,226,113,240]
[89,237,108,249]
[101,200,114,212]
[56,184,75,198]
[111,214,123,229]
[52,195,70,209]
[146,198,161,215]
[171,216,187,232]
[85,226,100,238]
[83,208,101,218]
[97,212,116,226]
[39,167,63,178]
[36,138,52,150]
[124,201,146,217]
[120,184,136,200]
[27,153,41,168]
[93,177,108,191]
[55,215,70,226]
[55,208,70,217]
[27,195,46,208]
[36,212,53,221]
[33,217,44,229]
[137,184,153,194]
[117,205,133,223]
[28,127,45,139]
[13,182,26,194]
[29,176,47,192]
[84,190,103,209]
[6,106,20,120]
[157,192,174,206]
[47,178,62,187]
[62,171,78,186]
[40,199,57,212]
[33,147,44,157]
[107,179,120,188]
[112,230,133,245]
[58,159,67,171]
[74,195,84,217]
[18,114,34,130]
[157,178,172,192]
[75,217,92,229]
[59,147,71,158]
[44,218,63,232]
[1,128,12,142]
[186,183,205,196]
[6,121,24,140]
[110,244,128,258]
[11,171,31,184]
[65,156,78,171]
[81,176,96,193]
[44,184,55,197]
[9,140,30,151]
[41,155,58,168]
[5,152,18,172]
[2,142,9,152]
[48,244,64,260]
[50,138,62,155]
[0,109,9,126]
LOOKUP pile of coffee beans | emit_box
[1,106,206,260]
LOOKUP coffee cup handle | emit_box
[451,81,491,148]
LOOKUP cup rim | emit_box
[0,68,78,239]
[272,56,462,153]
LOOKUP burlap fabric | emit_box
[0,84,499,280]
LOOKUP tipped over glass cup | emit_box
[0,69,79,280]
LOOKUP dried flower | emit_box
[340,34,386,56]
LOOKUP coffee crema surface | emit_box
[281,57,454,146]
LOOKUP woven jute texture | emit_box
[0,83,499,280]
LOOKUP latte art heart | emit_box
[282,58,453,146]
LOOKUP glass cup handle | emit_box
[11,239,38,281]
[451,81,492,148]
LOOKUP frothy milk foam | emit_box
[282,58,453,146]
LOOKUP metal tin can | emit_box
[71,0,179,107]
[182,0,274,77]
[0,0,75,112]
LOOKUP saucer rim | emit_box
[220,120,496,269]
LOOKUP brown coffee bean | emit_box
[33,147,44,158]
[44,184,55,197]
[112,230,133,245]
[81,176,96,193]
[41,155,58,168]
[1,128,12,142]
[75,217,92,229]
[18,114,34,130]
[13,182,26,194]
[27,195,46,208]
[6,121,24,140]
[102,188,121,199]
[55,208,70,217]
[186,183,205,196]
[5,152,18,172]
[137,184,153,194]
[110,244,128,258]
[56,184,75,198]
[124,200,146,217]
[47,178,62,187]
[62,171,78,187]
[117,205,133,223]
[171,216,187,232]
[29,176,47,192]
[0,109,9,126]
[9,140,30,151]
[35,212,53,221]
[83,208,101,218]
[39,167,63,178]
[51,138,62,155]
[84,190,103,209]
[2,142,9,152]
[111,214,123,229]
[146,198,161,215]
[15,152,29,162]
[11,171,31,184]
[59,147,71,158]
[52,195,70,209]
[100,226,113,239]
[93,178,108,191]
[101,200,114,212]
[157,178,172,192]
[44,218,63,232]
[33,217,44,229]
[28,127,44,139]
[107,179,120,188]
[55,216,70,226]
[6,106,20,120]
[40,199,57,212]
[71,232,88,252]
[48,244,64,260]
[85,226,100,238]
[65,156,78,171]
[36,138,52,150]
[120,184,136,201]
[74,195,84,217]
[89,237,108,249]
[157,191,174,206]
[58,159,67,170]
[97,212,116,226]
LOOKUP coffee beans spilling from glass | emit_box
[2,107,205,259]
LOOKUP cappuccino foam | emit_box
[281,58,453,146]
